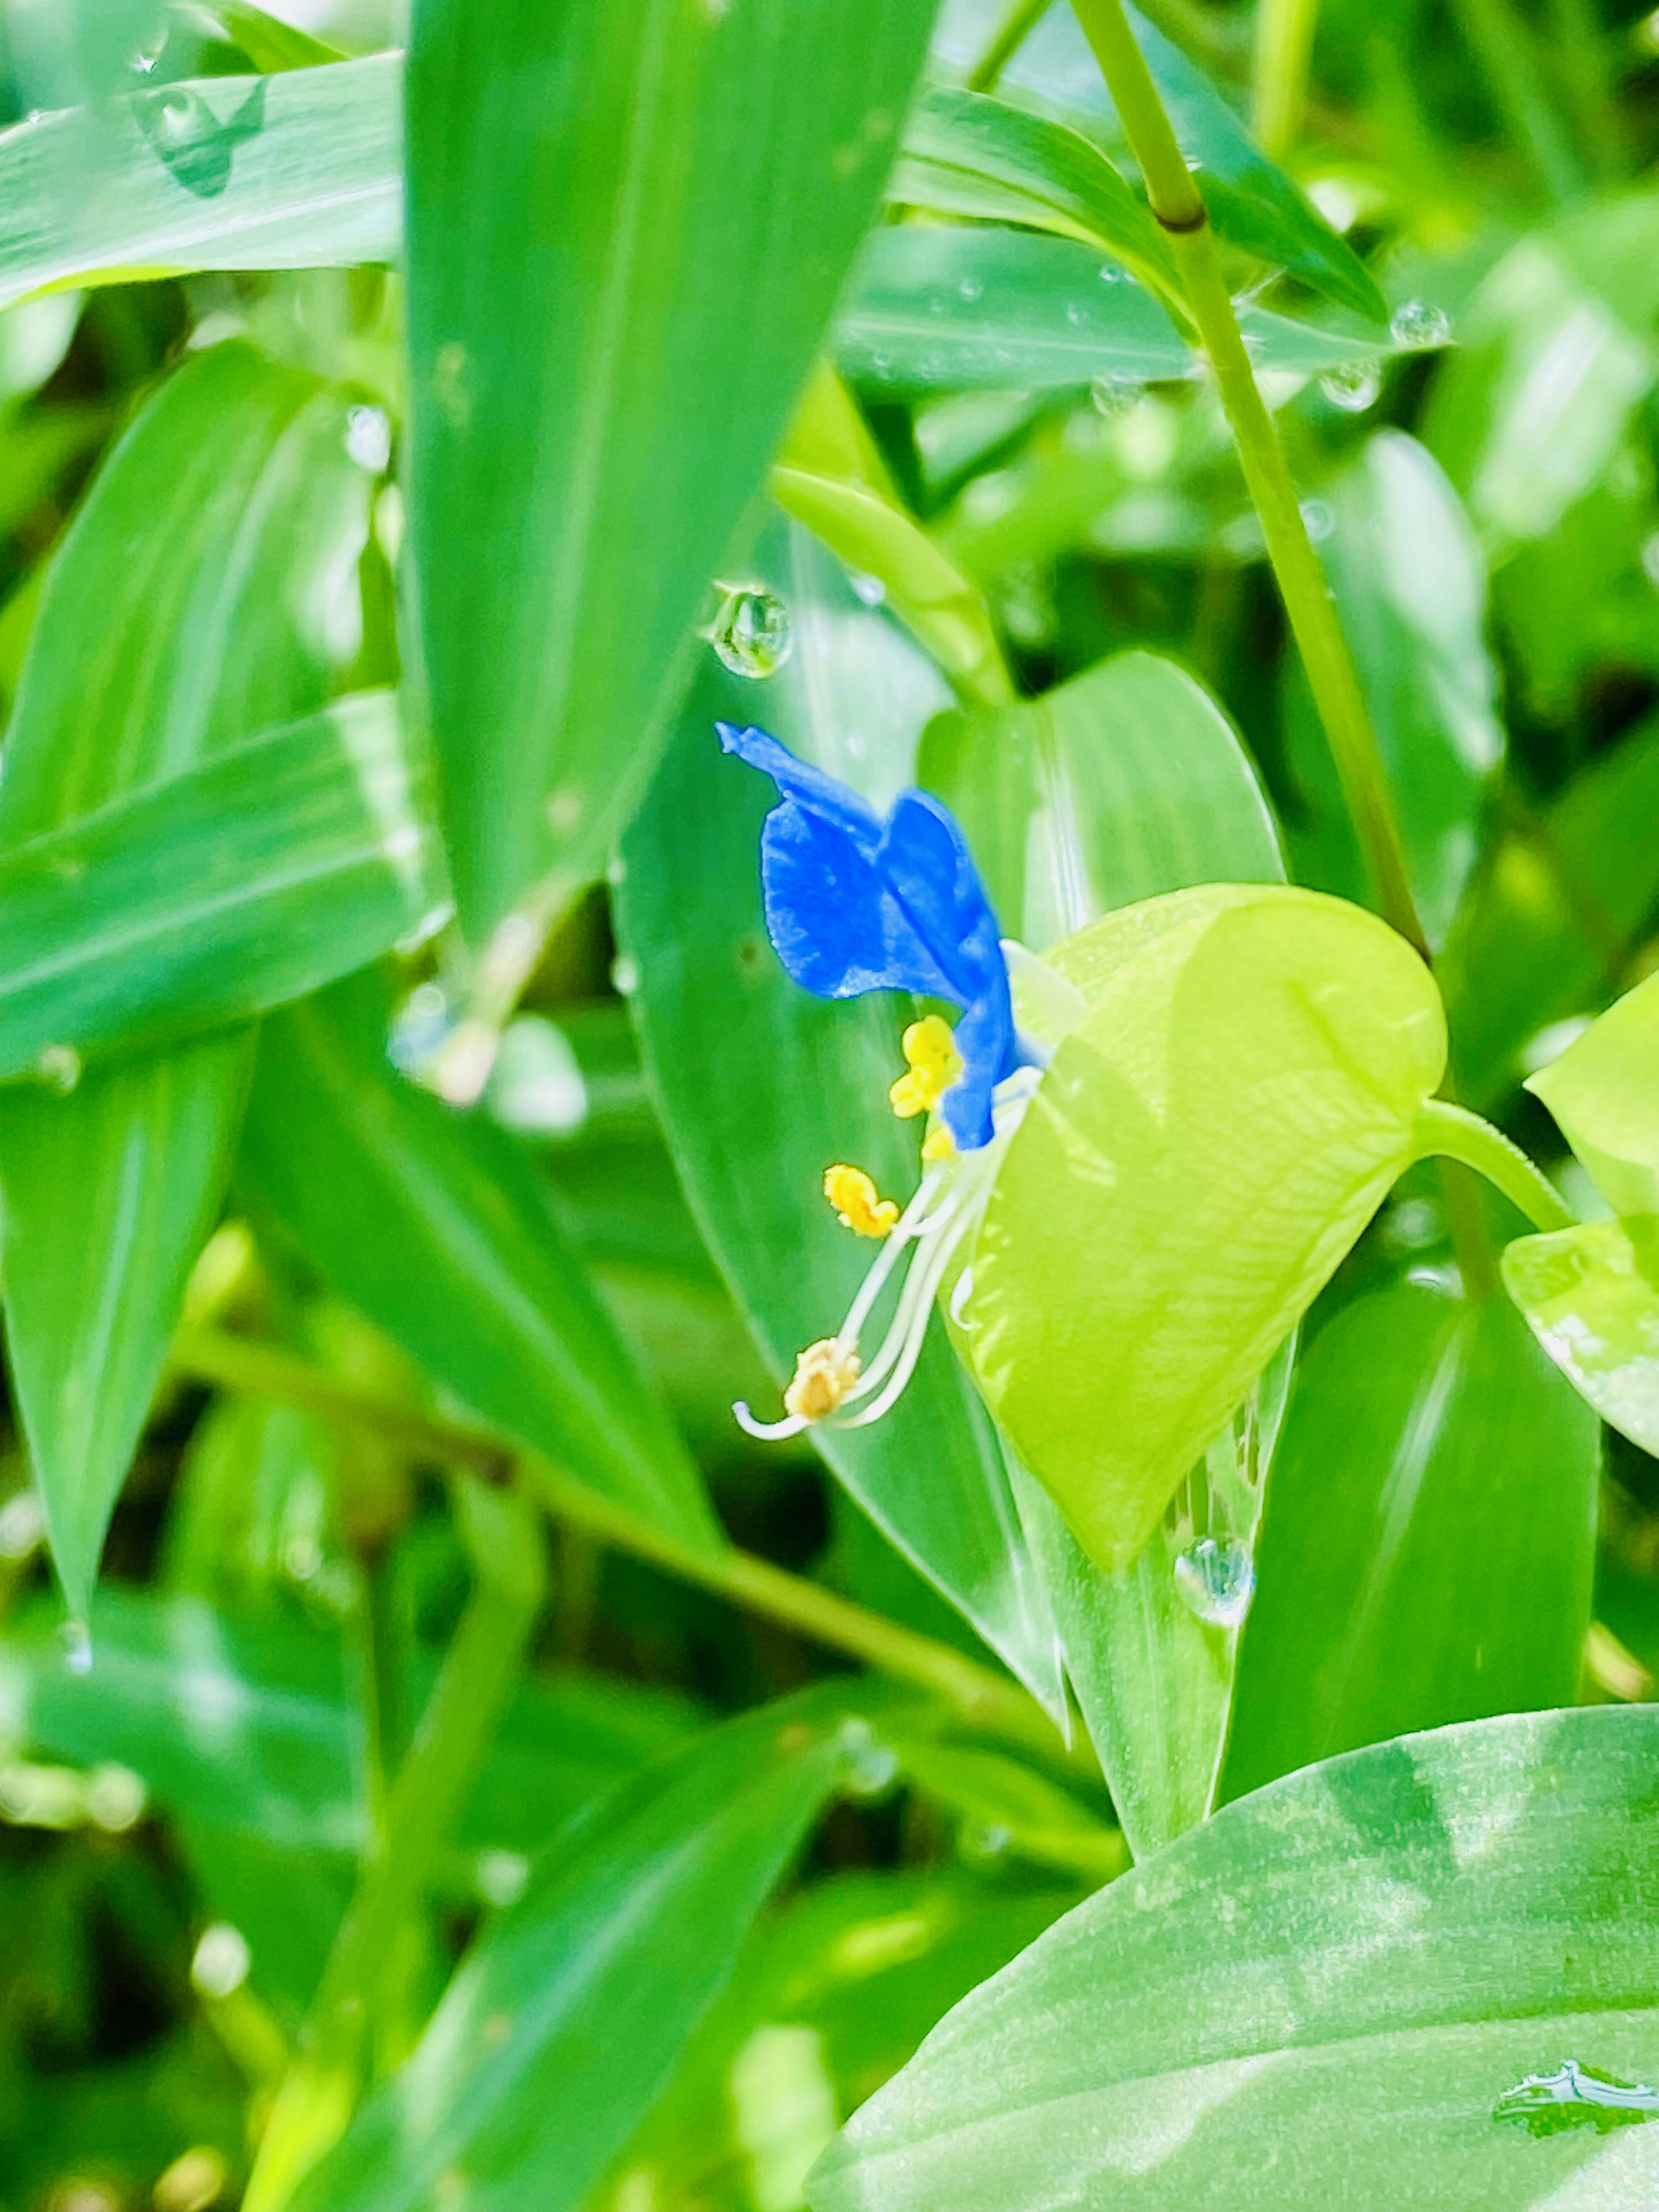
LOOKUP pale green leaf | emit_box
[1526,967,1659,1216]
[1503,1215,1659,1459]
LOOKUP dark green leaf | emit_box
[236,973,722,1554]
[0,340,375,1621]
[1222,1281,1598,1802]
[292,1687,886,2212]
[406,0,938,938]
[813,1707,1659,2212]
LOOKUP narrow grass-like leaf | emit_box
[921,649,1283,951]
[406,0,939,940]
[0,57,401,311]
[291,1687,886,2212]
[615,552,1067,1717]
[0,695,439,1078]
[1222,1281,1598,1802]
[812,1707,1659,2212]
[0,340,375,1622]
[236,973,721,1555]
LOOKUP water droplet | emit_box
[836,1717,899,1799]
[191,1921,251,1999]
[1064,301,1084,327]
[1090,373,1144,420]
[345,404,391,473]
[475,1847,530,1908]
[957,275,983,303]
[388,981,454,1073]
[708,585,791,679]
[961,1819,1013,1861]
[1098,262,1122,284]
[1389,298,1451,350]
[1318,358,1382,413]
[610,954,641,998]
[36,1043,81,1093]
[849,570,887,607]
[1640,531,1659,588]
[1495,2059,1659,2135]
[1173,1536,1255,1628]
[1300,498,1335,543]
[61,1621,93,1676]
[85,1762,146,1833]
[0,1490,42,1560]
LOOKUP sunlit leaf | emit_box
[1526,967,1659,1216]
[1504,1215,1659,1459]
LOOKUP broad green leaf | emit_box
[0,58,401,311]
[1222,1281,1598,1803]
[934,0,1386,321]
[1504,1216,1659,1459]
[1440,708,1659,1106]
[406,0,938,941]
[0,695,439,1079]
[970,885,1447,1573]
[614,534,1067,1718]
[0,1586,697,1862]
[890,87,1178,298]
[1425,195,1659,554]
[1526,968,1659,1216]
[921,649,1283,951]
[836,226,1392,395]
[811,1706,1659,2212]
[0,340,375,1622]
[1282,433,1503,949]
[236,973,721,1555]
[291,1687,889,2212]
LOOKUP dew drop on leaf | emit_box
[1318,359,1382,413]
[708,585,792,678]
[1173,1537,1255,1628]
[836,1718,899,1799]
[1090,374,1143,420]
[1389,298,1451,349]
[60,1620,93,1676]
[36,1043,81,1094]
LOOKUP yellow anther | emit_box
[888,1014,963,1121]
[784,1338,862,1422]
[823,1163,899,1238]
[921,1124,957,1162]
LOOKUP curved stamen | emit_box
[838,1206,982,1427]
[732,1403,812,1440]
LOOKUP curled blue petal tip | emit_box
[718,721,1029,1148]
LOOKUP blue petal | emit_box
[717,723,880,851]
[760,803,957,1002]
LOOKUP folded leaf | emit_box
[406,0,939,938]
[1503,1214,1659,1458]
[0,340,377,1622]
[1223,1280,1598,1802]
[237,973,722,1556]
[812,1706,1659,2212]
[969,885,1446,1573]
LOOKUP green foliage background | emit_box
[0,0,1658,2207]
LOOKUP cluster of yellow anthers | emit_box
[887,1014,962,1162]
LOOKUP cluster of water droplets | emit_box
[708,584,792,680]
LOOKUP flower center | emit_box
[887,1015,963,1121]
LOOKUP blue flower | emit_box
[718,722,1026,1149]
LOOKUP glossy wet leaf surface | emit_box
[1222,1281,1598,1801]
[970,885,1446,1573]
[1503,1215,1659,1459]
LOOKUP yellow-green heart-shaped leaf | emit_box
[1503,1214,1659,1457]
[1526,967,1659,1217]
[969,884,1446,1573]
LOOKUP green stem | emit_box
[1251,0,1319,159]
[1449,0,1584,203]
[170,1329,1090,1777]
[240,1475,545,2212]
[967,0,1054,90]
[1068,0,1429,961]
[1413,1102,1576,1235]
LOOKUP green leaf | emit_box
[811,1706,1659,2212]
[970,885,1447,1573]
[0,58,401,311]
[614,529,1067,1716]
[890,87,1179,297]
[921,648,1283,951]
[1222,1281,1598,1803]
[0,695,439,1080]
[1440,708,1659,1107]
[290,1687,884,2212]
[195,0,348,69]
[889,1729,1125,1884]
[1425,196,1659,554]
[405,0,938,941]
[0,340,375,1622]
[1282,432,1503,949]
[1526,968,1659,1216]
[1504,1216,1659,1459]
[235,972,722,1555]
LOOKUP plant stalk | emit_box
[169,1329,1092,1777]
[1251,0,1320,159]
[1068,0,1429,962]
[1414,1101,1576,1235]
